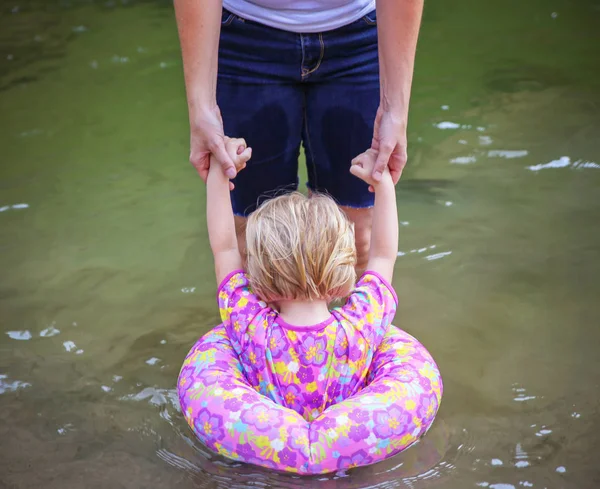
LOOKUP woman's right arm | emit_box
[174,0,237,181]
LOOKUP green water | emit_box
[1,0,599,487]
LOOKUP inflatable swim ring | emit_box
[178,324,442,474]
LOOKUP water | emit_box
[1,0,599,487]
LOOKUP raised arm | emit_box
[371,0,424,183]
[174,0,237,181]
[350,149,399,282]
[207,139,251,284]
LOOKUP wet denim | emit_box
[217,9,379,215]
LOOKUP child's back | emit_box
[219,268,396,421]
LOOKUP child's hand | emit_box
[224,136,252,173]
[350,149,398,190]
[215,137,252,190]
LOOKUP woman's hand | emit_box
[189,105,238,183]
[369,105,407,186]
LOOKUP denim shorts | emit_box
[217,9,379,216]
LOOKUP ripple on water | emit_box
[450,156,477,164]
[0,202,29,212]
[40,325,60,337]
[142,377,580,488]
[155,416,456,489]
[487,150,529,159]
[397,244,453,262]
[527,156,600,172]
[0,374,31,394]
[6,330,32,340]
[121,387,179,410]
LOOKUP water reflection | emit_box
[40,325,60,337]
[0,203,30,212]
[487,150,528,159]
[0,374,31,394]
[527,156,600,172]
[6,330,32,340]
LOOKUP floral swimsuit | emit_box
[218,270,398,421]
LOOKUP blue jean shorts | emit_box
[218,9,379,216]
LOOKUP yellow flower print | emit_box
[253,435,270,449]
[234,320,242,333]
[274,361,287,375]
[306,382,318,393]
[399,433,415,447]
[336,424,350,437]
[419,362,438,380]
[394,343,411,356]
[285,390,298,405]
[284,414,298,424]
[238,297,248,308]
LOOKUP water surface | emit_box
[1,0,599,487]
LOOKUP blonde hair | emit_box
[246,192,356,303]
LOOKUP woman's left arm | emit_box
[370,0,424,184]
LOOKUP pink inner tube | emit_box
[178,324,443,474]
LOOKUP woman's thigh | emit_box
[218,10,304,216]
[302,10,380,209]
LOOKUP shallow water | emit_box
[1,0,599,487]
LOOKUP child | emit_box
[207,137,399,422]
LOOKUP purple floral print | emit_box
[417,393,439,421]
[299,334,328,367]
[194,409,224,441]
[349,408,370,424]
[373,407,410,438]
[223,397,243,412]
[297,366,314,383]
[281,384,303,412]
[178,274,443,474]
[241,404,279,431]
[278,447,297,467]
[268,327,288,358]
[348,424,370,442]
[337,449,373,470]
[215,272,399,420]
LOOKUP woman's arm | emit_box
[207,139,252,284]
[371,0,424,183]
[174,0,237,181]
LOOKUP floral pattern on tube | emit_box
[178,323,443,474]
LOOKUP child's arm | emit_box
[207,138,252,284]
[350,149,400,283]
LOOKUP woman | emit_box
[174,0,423,270]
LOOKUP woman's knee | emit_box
[340,206,373,273]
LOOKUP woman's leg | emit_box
[218,10,304,221]
[217,11,305,258]
[301,12,381,272]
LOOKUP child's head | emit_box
[246,192,356,303]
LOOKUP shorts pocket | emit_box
[221,9,235,26]
[362,9,377,25]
